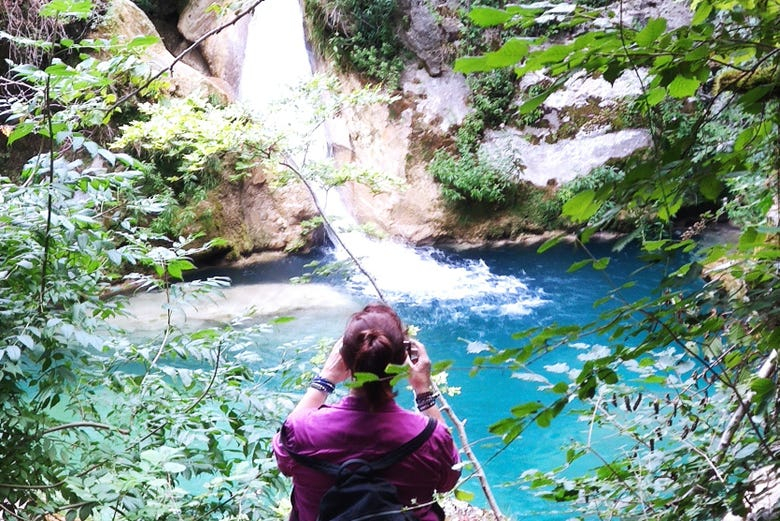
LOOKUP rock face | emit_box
[177,0,251,93]
[482,128,652,186]
[397,0,446,76]
[100,0,318,257]
[327,65,472,244]
[95,0,232,101]
[202,167,320,258]
[122,0,690,253]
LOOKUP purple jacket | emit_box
[273,395,461,521]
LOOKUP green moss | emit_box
[713,66,779,96]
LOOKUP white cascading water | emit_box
[238,0,547,315]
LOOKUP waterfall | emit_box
[238,0,313,108]
[238,0,547,314]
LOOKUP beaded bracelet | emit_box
[310,376,335,394]
[415,391,440,411]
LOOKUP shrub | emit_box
[112,96,274,236]
[429,149,515,207]
[304,0,406,87]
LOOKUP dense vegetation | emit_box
[0,2,299,519]
[457,1,779,519]
[1,0,778,520]
[304,0,406,87]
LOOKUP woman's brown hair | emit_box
[341,303,407,408]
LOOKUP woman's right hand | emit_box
[319,338,350,384]
[407,339,433,393]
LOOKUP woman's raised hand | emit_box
[320,338,350,384]
[407,339,434,393]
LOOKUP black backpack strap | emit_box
[281,417,437,475]
[369,417,437,471]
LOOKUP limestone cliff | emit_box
[128,0,692,255]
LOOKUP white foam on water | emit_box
[328,230,548,314]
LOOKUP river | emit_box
[123,238,669,520]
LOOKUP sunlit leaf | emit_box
[751,378,774,403]
[635,18,667,47]
[7,122,35,146]
[699,175,723,200]
[667,75,700,98]
[567,259,592,273]
[468,6,512,27]
[454,488,475,502]
[562,190,602,223]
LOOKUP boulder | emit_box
[481,127,652,186]
[201,165,320,258]
[177,0,250,91]
[397,0,446,76]
[95,0,232,102]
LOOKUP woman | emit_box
[273,303,461,521]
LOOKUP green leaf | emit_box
[166,259,195,280]
[667,75,700,98]
[7,122,36,146]
[739,85,773,108]
[518,89,549,115]
[346,372,380,389]
[593,257,610,270]
[562,190,602,223]
[454,56,492,74]
[567,259,592,273]
[657,194,683,222]
[724,351,743,369]
[271,316,296,324]
[454,488,475,502]
[537,233,565,254]
[127,35,159,49]
[644,240,668,252]
[646,86,667,106]
[39,0,93,19]
[597,367,618,384]
[536,409,554,428]
[455,38,529,73]
[699,175,723,200]
[738,227,765,250]
[751,377,774,401]
[511,401,544,417]
[566,448,585,464]
[691,1,713,24]
[552,382,569,394]
[468,6,512,27]
[635,18,667,47]
[44,62,77,77]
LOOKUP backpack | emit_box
[282,417,438,521]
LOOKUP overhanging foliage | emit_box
[457,0,779,519]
